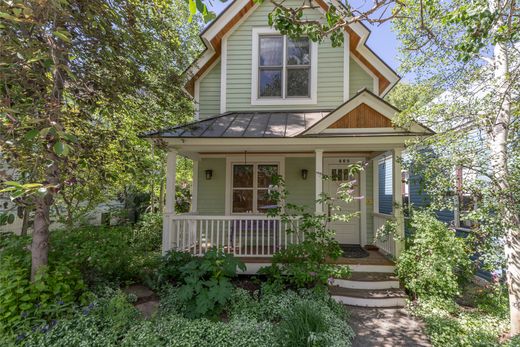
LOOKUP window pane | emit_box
[259,69,282,97]
[258,165,278,188]
[233,165,253,188]
[287,38,310,65]
[233,190,253,213]
[257,189,276,212]
[259,36,283,66]
[287,68,309,97]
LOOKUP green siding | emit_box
[199,61,221,118]
[365,161,374,243]
[349,58,374,98]
[285,157,315,212]
[197,158,226,214]
[226,0,344,111]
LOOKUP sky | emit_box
[206,1,405,79]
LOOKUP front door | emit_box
[324,158,361,244]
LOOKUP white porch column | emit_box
[163,150,177,254]
[315,149,324,214]
[190,159,198,213]
[392,148,405,256]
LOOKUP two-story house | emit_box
[145,0,433,290]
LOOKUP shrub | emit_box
[132,213,162,252]
[397,211,473,299]
[176,248,246,318]
[277,301,328,346]
[0,257,90,336]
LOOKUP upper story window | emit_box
[259,36,311,98]
[251,28,317,105]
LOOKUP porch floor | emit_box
[236,249,394,266]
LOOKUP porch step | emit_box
[329,286,407,308]
[349,264,395,273]
[333,272,400,290]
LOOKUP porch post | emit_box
[163,150,177,254]
[392,148,405,257]
[190,159,198,213]
[315,149,323,214]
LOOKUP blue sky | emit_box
[206,1,404,79]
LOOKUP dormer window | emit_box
[252,28,317,105]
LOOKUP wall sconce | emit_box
[301,169,308,180]
[205,169,213,180]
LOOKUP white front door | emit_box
[324,158,361,244]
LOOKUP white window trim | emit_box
[251,27,318,106]
[225,155,285,215]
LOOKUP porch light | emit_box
[301,169,308,180]
[205,169,213,180]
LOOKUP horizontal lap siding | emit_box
[349,58,374,97]
[226,0,344,111]
[285,157,315,213]
[199,61,221,119]
[197,158,226,214]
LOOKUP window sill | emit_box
[251,97,317,106]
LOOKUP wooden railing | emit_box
[373,213,397,258]
[165,214,303,257]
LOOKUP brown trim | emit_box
[185,0,391,96]
[328,103,393,129]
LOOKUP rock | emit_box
[123,284,155,302]
[135,300,160,319]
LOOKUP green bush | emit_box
[0,257,90,336]
[397,211,473,299]
[132,213,162,252]
[176,248,246,318]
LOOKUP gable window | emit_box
[252,28,317,105]
[232,164,278,213]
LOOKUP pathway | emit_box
[347,306,431,347]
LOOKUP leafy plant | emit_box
[260,166,361,288]
[397,210,474,299]
[176,248,246,318]
[132,212,163,253]
[277,301,328,347]
[0,257,90,336]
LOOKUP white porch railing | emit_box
[373,213,397,258]
[166,214,303,257]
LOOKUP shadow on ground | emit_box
[348,306,431,347]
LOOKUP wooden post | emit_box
[315,149,323,214]
[392,148,404,257]
[163,150,177,254]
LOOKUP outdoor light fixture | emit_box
[205,169,213,180]
[301,169,308,180]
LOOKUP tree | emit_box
[0,0,200,280]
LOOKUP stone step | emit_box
[334,272,400,290]
[329,286,407,308]
[349,264,395,273]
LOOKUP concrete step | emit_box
[349,264,395,273]
[334,272,400,290]
[329,286,407,308]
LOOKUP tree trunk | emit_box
[31,194,52,280]
[488,24,518,334]
[21,207,30,236]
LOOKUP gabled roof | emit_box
[144,90,434,139]
[302,89,434,136]
[184,0,400,96]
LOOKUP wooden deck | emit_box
[236,250,394,266]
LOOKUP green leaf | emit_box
[53,141,70,156]
[24,129,39,140]
[53,30,71,43]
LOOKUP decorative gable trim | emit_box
[328,103,392,129]
[301,89,434,135]
[184,0,399,97]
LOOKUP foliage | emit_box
[132,213,163,253]
[0,257,90,336]
[151,250,194,289]
[176,248,246,319]
[397,211,473,300]
[411,294,510,347]
[11,286,354,347]
[260,166,361,288]
[276,301,328,347]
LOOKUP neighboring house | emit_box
[145,0,433,267]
